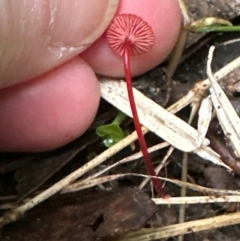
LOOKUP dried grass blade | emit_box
[113,211,240,241]
[207,46,240,157]
[153,196,240,205]
[100,79,226,167]
[197,96,212,147]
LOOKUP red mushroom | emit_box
[106,13,167,196]
[81,0,182,196]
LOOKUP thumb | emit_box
[0,0,119,88]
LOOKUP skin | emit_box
[0,0,119,152]
[0,0,182,153]
[0,0,119,88]
[82,0,182,77]
[0,58,100,151]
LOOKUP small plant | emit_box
[96,112,127,148]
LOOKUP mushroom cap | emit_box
[81,0,182,77]
[106,14,155,56]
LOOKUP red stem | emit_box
[123,44,167,197]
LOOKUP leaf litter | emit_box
[2,1,240,241]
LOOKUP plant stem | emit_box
[123,43,167,197]
[194,25,240,32]
[112,112,128,126]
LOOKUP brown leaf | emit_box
[2,188,157,241]
[204,166,239,212]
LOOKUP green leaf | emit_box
[96,123,126,148]
[193,25,240,32]
[96,112,128,148]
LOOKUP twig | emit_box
[153,196,240,205]
[178,152,188,241]
[168,53,240,114]
[139,146,174,190]
[112,211,240,241]
[63,142,170,192]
